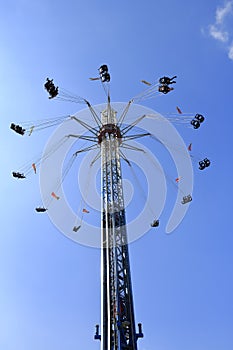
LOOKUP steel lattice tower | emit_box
[11,65,199,350]
[94,105,143,349]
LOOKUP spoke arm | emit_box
[85,100,102,126]
[71,116,99,135]
[120,143,145,153]
[118,100,132,127]
[90,150,101,166]
[121,115,147,135]
[73,144,99,156]
[67,134,98,142]
[123,132,151,141]
[119,150,131,166]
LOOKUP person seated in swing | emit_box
[48,86,59,99]
[199,160,206,170]
[195,114,205,123]
[190,119,200,129]
[44,78,59,98]
[204,158,211,167]
[99,65,108,75]
[100,72,110,83]
[158,84,174,94]
[10,123,16,130]
[12,171,26,179]
[44,78,54,91]
[15,125,25,135]
[151,219,159,227]
[181,194,192,204]
[10,123,25,135]
[35,207,47,212]
[159,76,177,85]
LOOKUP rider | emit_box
[12,172,26,179]
[158,85,174,94]
[159,76,177,85]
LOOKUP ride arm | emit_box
[67,134,98,142]
[121,115,147,135]
[73,144,99,156]
[71,116,99,135]
[122,132,151,141]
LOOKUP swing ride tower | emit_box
[11,65,204,350]
[97,106,143,350]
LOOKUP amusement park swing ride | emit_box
[11,65,210,350]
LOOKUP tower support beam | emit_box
[100,108,139,350]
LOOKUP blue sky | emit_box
[1,0,233,349]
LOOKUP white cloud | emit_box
[216,1,233,24]
[228,43,233,59]
[209,24,229,42]
[205,1,233,60]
